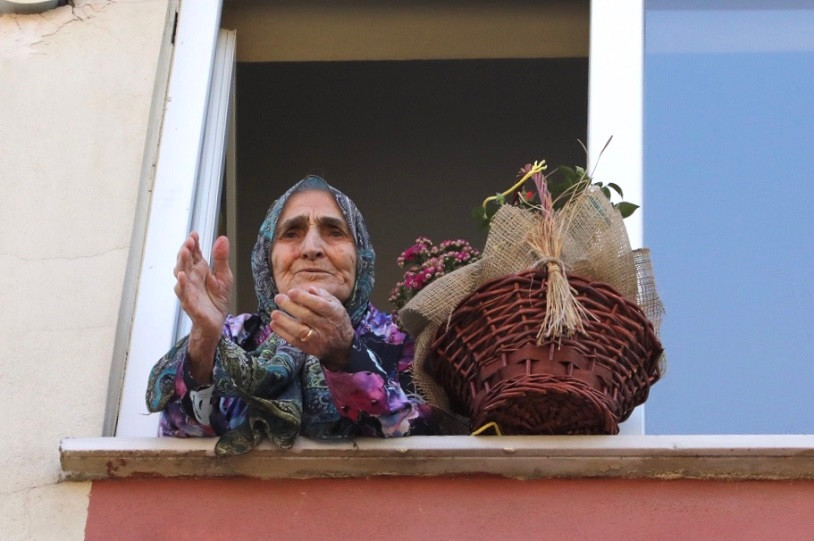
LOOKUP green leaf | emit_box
[546,176,571,192]
[607,182,624,198]
[471,206,490,230]
[556,165,582,186]
[615,201,640,218]
[558,165,577,178]
[495,192,506,205]
[601,186,611,200]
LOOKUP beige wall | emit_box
[0,1,170,538]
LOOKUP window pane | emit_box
[644,3,814,434]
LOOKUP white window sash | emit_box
[175,29,237,340]
[115,0,224,437]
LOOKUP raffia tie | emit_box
[530,256,590,343]
[532,257,566,271]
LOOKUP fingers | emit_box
[172,233,232,340]
[211,236,232,283]
[175,233,231,278]
[269,309,312,347]
[174,240,189,278]
[174,271,198,317]
[174,233,203,277]
[274,293,312,323]
[271,286,354,364]
[276,288,340,320]
[173,234,234,315]
[189,232,204,266]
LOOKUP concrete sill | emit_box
[60,435,814,481]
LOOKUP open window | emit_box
[113,0,646,437]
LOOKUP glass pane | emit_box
[644,2,814,434]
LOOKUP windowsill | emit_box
[60,435,814,481]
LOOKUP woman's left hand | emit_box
[270,287,355,371]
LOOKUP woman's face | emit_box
[271,190,357,303]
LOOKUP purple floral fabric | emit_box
[153,306,433,442]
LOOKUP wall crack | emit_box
[0,245,128,262]
[0,0,116,59]
[1,481,60,498]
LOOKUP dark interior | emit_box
[235,58,588,311]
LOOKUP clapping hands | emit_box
[173,232,232,383]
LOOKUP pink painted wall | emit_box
[86,477,814,540]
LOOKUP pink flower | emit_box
[400,244,421,261]
[391,238,481,310]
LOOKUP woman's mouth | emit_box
[296,269,332,275]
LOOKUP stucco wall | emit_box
[0,1,169,538]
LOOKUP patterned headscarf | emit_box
[250,175,375,326]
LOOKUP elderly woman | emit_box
[147,176,434,455]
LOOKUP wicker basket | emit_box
[428,268,663,434]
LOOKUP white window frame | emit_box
[114,0,646,437]
[116,0,231,437]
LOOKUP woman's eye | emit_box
[281,229,299,239]
[323,226,346,238]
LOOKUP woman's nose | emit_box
[300,227,325,260]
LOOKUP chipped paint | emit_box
[0,0,113,59]
[105,458,128,478]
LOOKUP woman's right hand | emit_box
[174,232,232,383]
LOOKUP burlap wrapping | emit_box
[400,186,664,425]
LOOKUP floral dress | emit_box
[147,305,435,454]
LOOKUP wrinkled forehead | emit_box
[274,190,350,235]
